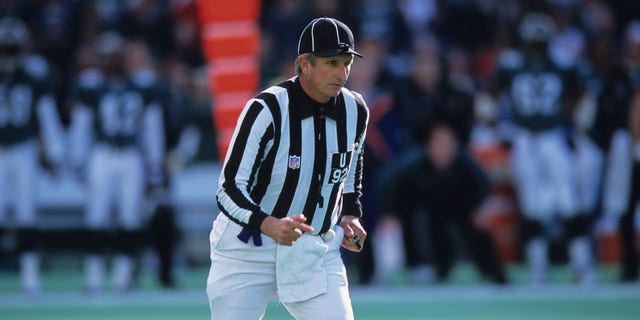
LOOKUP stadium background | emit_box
[1,0,640,319]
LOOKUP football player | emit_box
[0,16,65,294]
[69,32,164,293]
[495,12,596,286]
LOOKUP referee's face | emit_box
[300,54,353,103]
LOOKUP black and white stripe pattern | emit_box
[216,77,368,235]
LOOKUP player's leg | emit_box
[284,232,354,320]
[602,130,633,220]
[541,131,579,217]
[206,215,277,319]
[512,132,550,285]
[14,141,41,293]
[521,217,547,285]
[148,200,178,287]
[545,132,596,286]
[0,148,8,261]
[563,215,595,286]
[573,134,604,216]
[572,134,604,287]
[113,149,145,291]
[84,147,114,293]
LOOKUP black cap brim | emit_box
[313,48,363,58]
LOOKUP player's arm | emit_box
[216,99,275,232]
[142,101,166,187]
[26,55,65,167]
[492,49,522,144]
[68,102,93,177]
[68,71,103,178]
[172,124,201,165]
[36,93,65,167]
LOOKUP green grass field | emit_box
[2,263,640,320]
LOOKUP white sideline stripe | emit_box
[349,284,640,303]
[1,284,640,309]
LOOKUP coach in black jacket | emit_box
[379,123,507,284]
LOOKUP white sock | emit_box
[569,236,596,286]
[526,238,548,284]
[112,254,134,291]
[85,254,104,291]
[20,252,40,292]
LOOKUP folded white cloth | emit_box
[276,226,343,303]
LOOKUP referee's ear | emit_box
[296,54,315,75]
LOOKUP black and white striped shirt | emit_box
[216,77,369,235]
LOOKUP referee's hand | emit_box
[340,215,366,252]
[260,214,314,246]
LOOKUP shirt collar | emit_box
[292,77,340,119]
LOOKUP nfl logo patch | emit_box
[288,155,301,170]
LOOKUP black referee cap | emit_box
[298,17,363,58]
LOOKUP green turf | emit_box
[0,305,209,320]
[349,299,640,320]
[2,297,640,320]
[1,262,639,320]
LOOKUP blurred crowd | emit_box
[2,0,640,294]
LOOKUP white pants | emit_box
[572,133,604,213]
[86,145,145,229]
[511,129,577,219]
[602,130,633,218]
[0,141,38,226]
[206,214,354,320]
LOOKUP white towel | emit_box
[276,226,343,303]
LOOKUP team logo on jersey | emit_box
[288,155,301,170]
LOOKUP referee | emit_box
[206,17,369,319]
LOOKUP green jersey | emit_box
[497,50,577,132]
[74,70,160,147]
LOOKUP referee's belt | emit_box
[237,227,262,246]
[237,226,336,247]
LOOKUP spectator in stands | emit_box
[260,0,310,84]
[394,37,475,150]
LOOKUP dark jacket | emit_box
[378,148,490,220]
